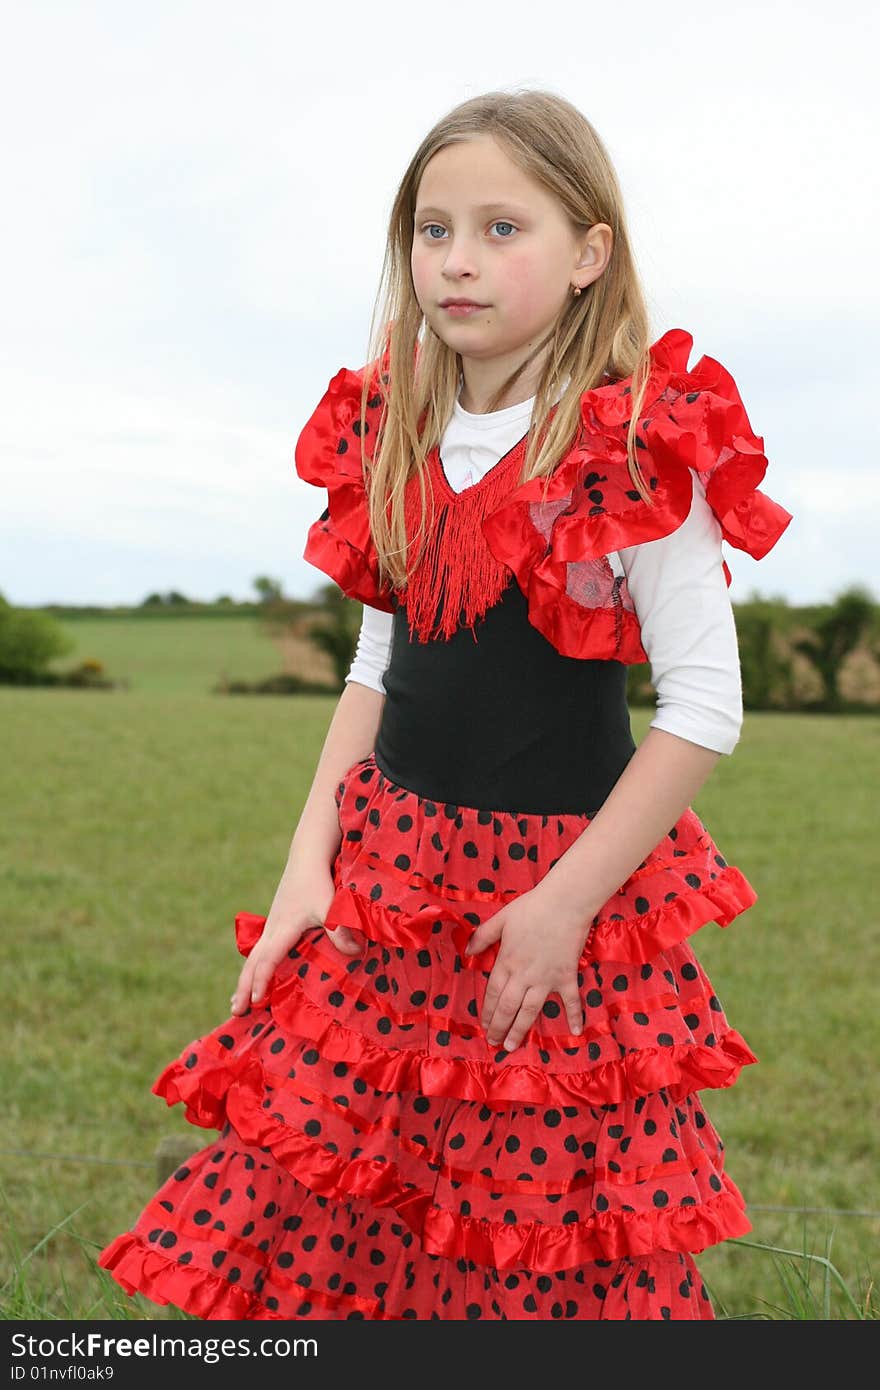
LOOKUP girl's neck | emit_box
[456,373,570,417]
[458,380,536,413]
[456,381,535,419]
[457,344,556,413]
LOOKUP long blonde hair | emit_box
[356,88,656,592]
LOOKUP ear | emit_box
[572,221,613,290]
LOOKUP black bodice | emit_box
[373,576,637,815]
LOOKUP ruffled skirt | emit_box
[98,753,758,1320]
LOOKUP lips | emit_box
[440,300,488,308]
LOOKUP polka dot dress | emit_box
[98,754,758,1320]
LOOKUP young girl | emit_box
[99,88,792,1320]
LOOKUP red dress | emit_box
[98,329,793,1320]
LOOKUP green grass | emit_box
[0,679,877,1319]
[49,614,284,694]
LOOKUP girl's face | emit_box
[411,133,610,397]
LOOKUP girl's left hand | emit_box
[464,883,594,1053]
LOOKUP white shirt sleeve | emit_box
[345,602,394,694]
[614,470,744,755]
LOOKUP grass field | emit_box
[2,616,878,1319]
[47,613,289,695]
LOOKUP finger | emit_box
[480,965,510,1031]
[248,950,279,1006]
[499,990,545,1053]
[325,924,362,954]
[465,914,504,956]
[560,984,584,1037]
[484,979,525,1045]
[250,930,302,1005]
[230,958,256,1014]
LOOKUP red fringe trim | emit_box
[292,330,792,665]
[398,439,529,642]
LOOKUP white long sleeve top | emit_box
[345,384,744,755]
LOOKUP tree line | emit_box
[1,581,879,713]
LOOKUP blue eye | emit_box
[419,221,518,240]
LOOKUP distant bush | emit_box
[626,586,880,714]
[0,593,75,683]
[64,659,115,689]
[141,590,191,606]
[0,592,119,688]
[216,672,334,696]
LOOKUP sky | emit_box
[2,0,877,609]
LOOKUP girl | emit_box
[99,88,792,1320]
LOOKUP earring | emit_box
[571,285,581,297]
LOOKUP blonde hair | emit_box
[356,88,656,592]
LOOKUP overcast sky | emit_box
[2,0,876,609]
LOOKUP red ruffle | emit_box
[223,1068,751,1270]
[153,1043,250,1131]
[100,1228,412,1319]
[320,864,755,969]
[294,328,792,664]
[294,360,396,611]
[314,753,759,969]
[265,977,756,1106]
[480,327,794,662]
[421,1182,749,1270]
[211,751,761,1123]
[98,1232,283,1320]
[152,1022,752,1271]
[101,1207,717,1318]
[174,937,756,1111]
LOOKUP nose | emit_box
[439,232,481,280]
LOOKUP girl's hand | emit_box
[230,858,360,1015]
[463,883,592,1053]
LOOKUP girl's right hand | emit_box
[229,857,362,1015]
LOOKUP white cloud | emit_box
[1,0,877,605]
